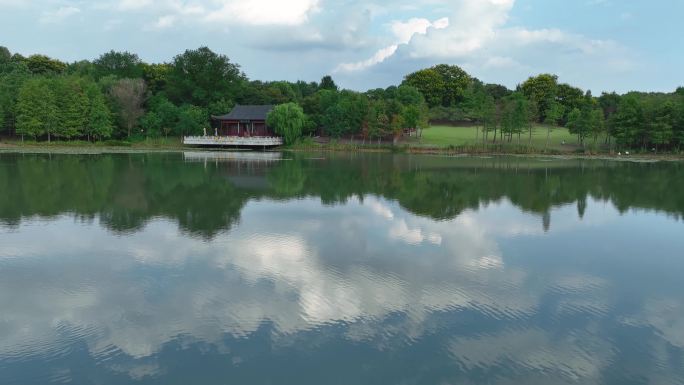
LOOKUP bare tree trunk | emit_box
[546,126,551,151]
[528,124,533,146]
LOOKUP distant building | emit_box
[184,105,283,147]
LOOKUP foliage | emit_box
[109,78,146,137]
[403,64,471,108]
[266,102,307,145]
[24,54,66,75]
[94,51,144,79]
[319,75,338,91]
[16,78,58,139]
[84,83,113,140]
[175,104,207,137]
[167,47,244,106]
[520,73,558,122]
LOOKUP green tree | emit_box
[432,64,471,106]
[481,95,496,143]
[556,83,584,122]
[321,91,368,138]
[401,104,428,137]
[566,108,582,143]
[16,78,58,140]
[673,97,684,150]
[403,64,471,108]
[650,102,673,152]
[93,50,144,79]
[175,104,207,136]
[396,85,424,106]
[53,78,88,139]
[84,83,113,140]
[520,73,558,122]
[207,98,234,117]
[589,108,605,145]
[109,78,146,137]
[25,54,66,75]
[611,95,642,148]
[0,46,10,64]
[402,68,444,107]
[543,100,564,149]
[501,93,528,143]
[0,61,30,135]
[142,95,180,137]
[266,102,307,145]
[319,75,338,91]
[167,47,244,106]
[142,62,172,94]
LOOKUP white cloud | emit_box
[39,6,81,24]
[206,0,320,26]
[149,15,176,30]
[336,16,449,72]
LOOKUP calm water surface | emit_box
[0,151,683,385]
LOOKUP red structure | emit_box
[212,105,276,137]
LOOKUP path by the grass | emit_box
[419,125,580,150]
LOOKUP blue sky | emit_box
[1,0,682,93]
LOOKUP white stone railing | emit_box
[183,136,283,146]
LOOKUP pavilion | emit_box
[183,105,283,147]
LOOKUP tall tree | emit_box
[0,62,30,135]
[520,73,558,122]
[611,95,642,148]
[556,83,584,123]
[402,68,445,107]
[167,47,244,106]
[16,78,58,140]
[431,64,471,106]
[650,102,674,151]
[543,100,564,149]
[84,83,113,140]
[0,46,10,64]
[319,75,338,91]
[53,78,88,139]
[589,109,605,144]
[109,78,146,137]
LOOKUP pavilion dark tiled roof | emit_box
[212,105,275,121]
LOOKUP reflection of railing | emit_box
[183,151,283,163]
[183,136,283,146]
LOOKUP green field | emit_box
[418,125,581,151]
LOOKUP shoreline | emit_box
[1,140,682,161]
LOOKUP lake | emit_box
[0,151,683,385]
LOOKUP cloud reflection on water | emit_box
[0,196,683,384]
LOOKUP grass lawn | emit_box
[419,124,581,151]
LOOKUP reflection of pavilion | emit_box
[183,151,283,163]
[184,151,282,191]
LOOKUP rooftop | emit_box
[212,105,275,121]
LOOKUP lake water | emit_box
[0,151,683,385]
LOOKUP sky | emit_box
[1,0,682,93]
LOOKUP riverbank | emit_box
[2,138,682,161]
[0,137,186,153]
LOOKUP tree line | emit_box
[1,46,683,150]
